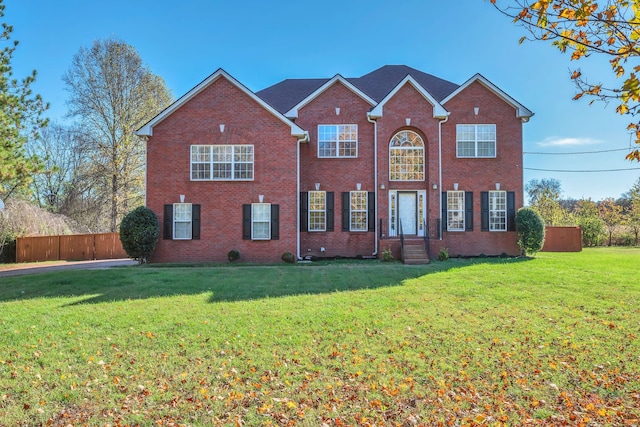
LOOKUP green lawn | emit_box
[1,248,639,426]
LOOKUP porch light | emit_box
[180,194,185,203]
[356,183,361,191]
[259,195,264,203]
[315,183,320,191]
[496,183,501,190]
[335,107,340,116]
[405,118,411,126]
[453,183,458,190]
[474,107,479,116]
[219,124,225,133]
[432,183,438,190]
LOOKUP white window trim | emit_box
[251,203,271,240]
[317,124,358,158]
[350,191,368,232]
[447,191,465,232]
[389,130,425,182]
[308,191,326,232]
[489,190,507,232]
[456,124,497,158]
[190,144,254,181]
[173,203,192,240]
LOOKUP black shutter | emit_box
[507,191,516,231]
[481,192,489,231]
[300,192,308,232]
[367,192,375,232]
[326,192,334,231]
[271,204,279,240]
[242,204,251,240]
[465,192,474,231]
[191,204,201,240]
[163,204,173,240]
[341,192,350,231]
[441,191,447,233]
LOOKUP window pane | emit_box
[309,191,326,231]
[252,203,271,240]
[318,125,357,158]
[447,191,464,231]
[350,191,367,231]
[489,191,506,231]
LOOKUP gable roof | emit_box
[282,75,377,119]
[349,65,459,103]
[441,73,534,121]
[368,75,450,119]
[136,68,307,138]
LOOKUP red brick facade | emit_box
[138,67,532,263]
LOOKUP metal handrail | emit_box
[423,218,430,259]
[399,219,404,260]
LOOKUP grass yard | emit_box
[0,248,639,426]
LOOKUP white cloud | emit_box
[536,136,603,147]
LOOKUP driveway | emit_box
[0,259,138,278]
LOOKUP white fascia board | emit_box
[368,76,449,119]
[136,68,306,138]
[284,74,376,119]
[441,73,534,120]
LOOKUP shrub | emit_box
[227,249,240,262]
[515,207,545,256]
[281,252,296,263]
[119,206,159,264]
[381,247,394,262]
[437,247,449,261]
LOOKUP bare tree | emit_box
[63,38,172,231]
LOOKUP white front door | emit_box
[398,192,417,235]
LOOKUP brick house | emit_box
[137,65,532,263]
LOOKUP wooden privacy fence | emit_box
[16,233,128,263]
[541,226,582,252]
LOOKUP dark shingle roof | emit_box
[349,65,459,103]
[256,78,329,115]
[256,65,460,114]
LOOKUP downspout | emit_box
[296,132,309,260]
[438,114,449,241]
[367,113,378,256]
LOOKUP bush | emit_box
[381,247,394,262]
[119,206,159,263]
[515,208,545,256]
[437,247,449,261]
[281,252,296,263]
[227,249,240,262]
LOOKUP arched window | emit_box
[389,130,424,181]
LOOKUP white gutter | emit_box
[438,114,449,240]
[367,113,378,256]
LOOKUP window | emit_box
[456,124,496,158]
[251,203,271,240]
[350,191,367,231]
[389,130,424,181]
[489,191,507,231]
[447,191,465,231]
[308,191,326,231]
[243,204,279,240]
[191,145,254,180]
[318,125,357,158]
[163,204,200,240]
[173,203,192,239]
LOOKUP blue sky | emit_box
[9,0,640,201]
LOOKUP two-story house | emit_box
[137,65,532,263]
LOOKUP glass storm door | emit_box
[398,192,417,235]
